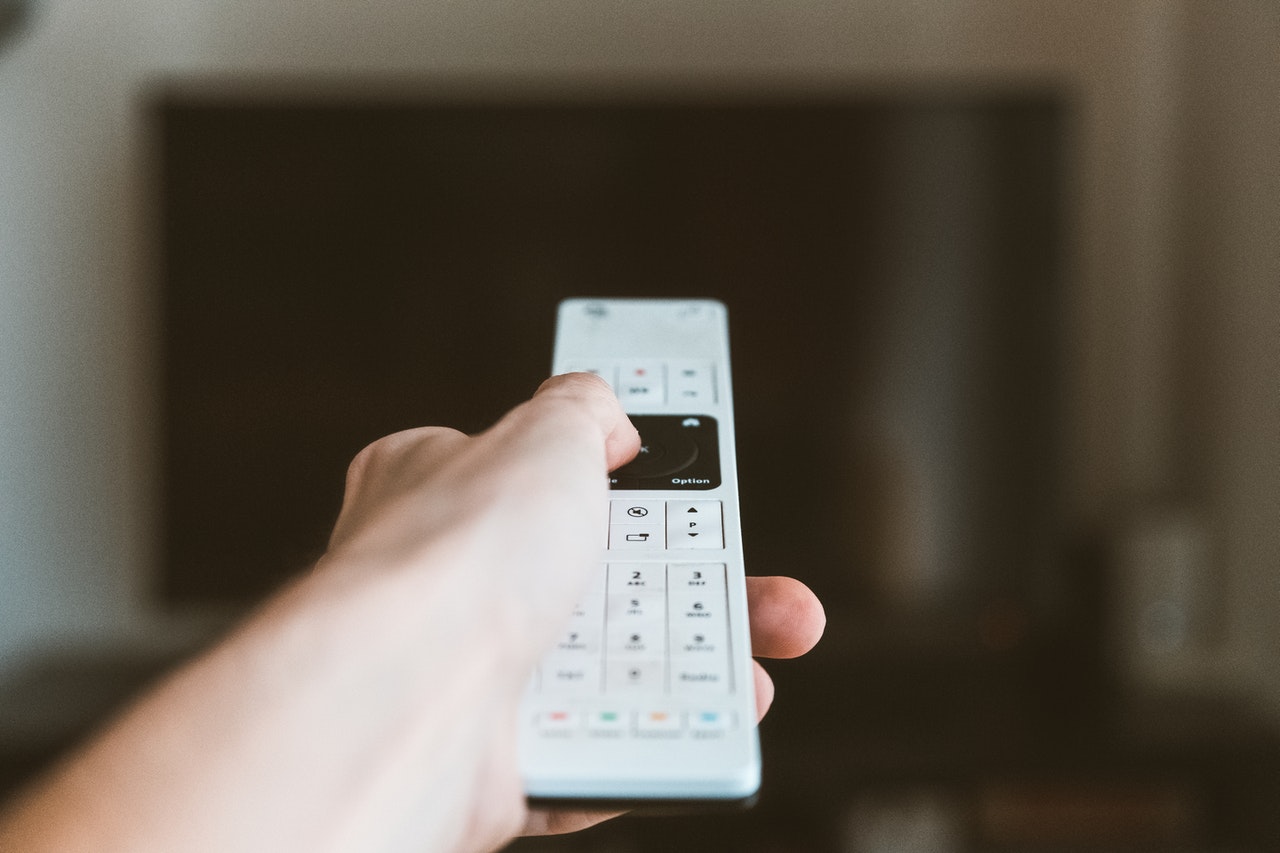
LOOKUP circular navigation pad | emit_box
[609,415,720,490]
[613,433,699,479]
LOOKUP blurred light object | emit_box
[1113,508,1219,690]
[978,781,1201,848]
[842,789,963,853]
[0,0,28,50]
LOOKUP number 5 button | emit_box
[666,500,723,549]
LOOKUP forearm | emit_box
[0,544,528,853]
[0,373,639,853]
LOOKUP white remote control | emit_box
[518,298,760,804]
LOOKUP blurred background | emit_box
[1,2,1278,850]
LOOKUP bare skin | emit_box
[0,373,825,852]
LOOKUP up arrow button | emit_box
[667,500,723,550]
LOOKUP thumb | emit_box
[529,372,640,471]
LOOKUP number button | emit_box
[670,622,725,656]
[607,590,665,624]
[554,625,600,654]
[676,597,717,620]
[607,563,666,593]
[668,563,725,592]
[608,626,662,658]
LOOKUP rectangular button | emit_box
[617,361,665,385]
[669,621,728,658]
[561,366,619,391]
[608,524,664,550]
[607,563,666,594]
[616,361,666,406]
[668,562,725,593]
[606,590,666,624]
[537,709,582,734]
[668,591,726,626]
[672,664,731,693]
[666,500,723,549]
[607,624,666,658]
[585,710,630,736]
[551,623,601,656]
[614,361,665,404]
[667,361,716,405]
[636,709,683,736]
[606,660,665,693]
[609,499,665,525]
[688,710,736,734]
[540,658,601,695]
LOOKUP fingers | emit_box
[527,373,642,471]
[327,427,473,552]
[342,427,470,493]
[470,371,639,560]
[521,807,625,838]
[752,659,776,721]
[745,576,826,659]
[746,577,818,724]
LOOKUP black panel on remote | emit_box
[610,415,720,491]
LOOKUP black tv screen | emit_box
[156,89,1063,623]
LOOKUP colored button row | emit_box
[536,709,737,737]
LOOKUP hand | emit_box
[326,372,824,843]
[0,373,823,853]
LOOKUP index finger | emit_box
[523,373,642,472]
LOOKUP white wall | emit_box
[1179,4,1280,708]
[0,1,190,675]
[1,1,1275,709]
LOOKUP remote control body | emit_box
[518,298,760,804]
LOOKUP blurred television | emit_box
[156,88,1064,634]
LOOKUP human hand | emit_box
[0,373,823,853]
[322,372,824,844]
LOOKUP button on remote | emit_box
[667,500,724,549]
